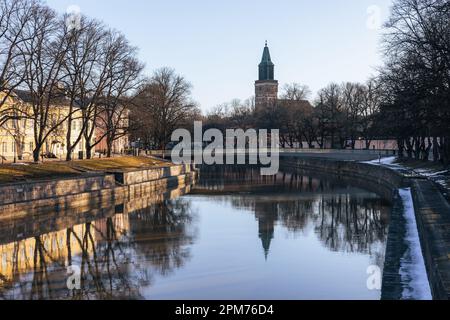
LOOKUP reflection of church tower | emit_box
[255,42,279,112]
[255,202,278,260]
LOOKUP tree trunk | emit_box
[442,136,450,165]
[398,138,405,160]
[106,134,113,158]
[66,146,73,161]
[414,137,421,159]
[405,139,413,159]
[33,147,41,163]
[432,136,440,162]
[66,116,72,161]
[85,134,93,159]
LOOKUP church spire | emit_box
[255,42,278,112]
[259,42,275,81]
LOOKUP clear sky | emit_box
[45,0,393,112]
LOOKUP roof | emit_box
[278,99,314,111]
[259,43,274,67]
[258,42,275,81]
[12,89,85,108]
[13,89,33,103]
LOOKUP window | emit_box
[29,142,33,151]
[1,142,6,153]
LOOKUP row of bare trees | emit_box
[202,1,448,164]
[0,0,143,161]
[312,80,382,149]
[376,0,450,163]
[203,82,382,150]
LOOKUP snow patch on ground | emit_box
[435,179,449,189]
[398,188,432,300]
[415,169,449,177]
[414,169,449,190]
[363,156,398,165]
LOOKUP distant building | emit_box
[0,90,89,161]
[254,43,397,150]
[0,89,130,162]
[255,42,314,116]
[94,108,130,155]
[255,42,279,112]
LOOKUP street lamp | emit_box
[13,135,16,163]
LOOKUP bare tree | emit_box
[19,4,71,162]
[83,30,144,158]
[61,16,107,160]
[315,83,344,148]
[280,83,311,101]
[0,0,39,126]
[132,68,196,150]
[341,82,365,149]
[359,78,381,149]
[379,0,450,162]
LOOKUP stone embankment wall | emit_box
[0,175,116,206]
[0,164,196,221]
[281,156,450,300]
[280,157,408,201]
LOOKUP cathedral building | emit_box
[255,42,313,114]
[255,42,279,112]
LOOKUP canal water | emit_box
[0,166,391,300]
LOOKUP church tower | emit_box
[255,42,278,112]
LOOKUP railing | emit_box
[142,148,397,156]
[279,148,397,155]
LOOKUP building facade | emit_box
[255,42,313,113]
[94,108,130,155]
[0,91,90,161]
[0,90,130,162]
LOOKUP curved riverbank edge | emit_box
[280,156,450,300]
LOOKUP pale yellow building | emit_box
[0,90,91,162]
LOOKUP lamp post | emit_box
[13,135,16,163]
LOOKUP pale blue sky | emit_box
[46,0,392,112]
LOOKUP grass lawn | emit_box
[0,162,80,183]
[0,156,169,184]
[70,156,169,172]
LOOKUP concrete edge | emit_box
[280,156,449,300]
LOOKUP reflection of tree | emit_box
[197,165,389,259]
[314,196,389,254]
[128,198,195,276]
[30,237,53,300]
[0,196,196,300]
[257,194,388,257]
[65,220,140,300]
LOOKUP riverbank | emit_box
[0,156,197,220]
[0,156,169,184]
[280,156,450,300]
[397,159,450,202]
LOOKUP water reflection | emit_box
[0,166,391,300]
[0,187,196,300]
[194,166,389,260]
